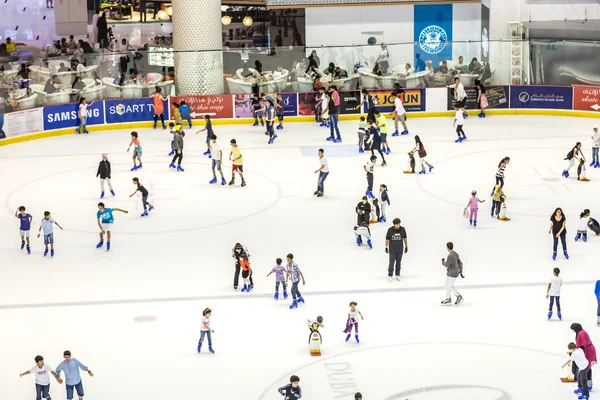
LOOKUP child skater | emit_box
[491,157,510,196]
[129,177,154,217]
[321,91,330,132]
[286,253,306,309]
[354,222,372,249]
[267,258,288,300]
[172,102,183,126]
[196,115,214,158]
[576,209,590,242]
[364,155,377,199]
[126,131,142,171]
[410,135,434,174]
[37,211,63,257]
[546,267,562,320]
[239,255,253,293]
[378,184,390,222]
[16,206,32,254]
[491,185,504,218]
[562,342,590,400]
[357,116,366,153]
[278,375,302,399]
[96,202,128,251]
[97,153,115,198]
[343,301,364,343]
[19,355,61,400]
[276,93,285,130]
[197,307,215,354]
[374,111,390,155]
[251,93,264,127]
[563,142,583,178]
[453,106,466,143]
[316,86,326,127]
[168,122,176,156]
[367,120,386,167]
[179,100,192,128]
[464,190,485,227]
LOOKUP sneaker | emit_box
[441,298,452,305]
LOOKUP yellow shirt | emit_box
[6,42,16,53]
[492,186,504,201]
[231,146,243,165]
[377,115,388,134]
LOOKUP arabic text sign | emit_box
[509,86,573,110]
[573,86,600,112]
[170,95,234,119]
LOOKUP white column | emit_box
[171,0,224,95]
[54,0,88,36]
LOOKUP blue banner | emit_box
[105,98,170,123]
[414,4,453,69]
[281,93,298,117]
[43,102,105,131]
[510,86,573,110]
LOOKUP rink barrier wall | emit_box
[1,85,600,147]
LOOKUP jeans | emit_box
[549,296,561,312]
[78,116,87,132]
[366,172,373,192]
[445,276,460,298]
[578,366,591,396]
[267,121,275,138]
[553,233,567,252]
[388,250,403,276]
[36,383,50,400]
[291,281,301,300]
[491,200,501,217]
[142,195,152,211]
[317,171,329,193]
[65,380,84,400]
[184,115,192,128]
[198,330,212,346]
[275,281,287,292]
[329,113,341,139]
[593,147,599,164]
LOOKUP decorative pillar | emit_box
[172,0,224,95]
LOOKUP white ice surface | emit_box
[1,116,599,400]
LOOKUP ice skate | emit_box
[429,165,434,172]
[169,162,176,169]
[141,211,148,217]
[395,275,401,281]
[552,251,557,260]
[221,177,226,185]
[130,165,138,171]
[21,241,25,250]
[44,249,48,257]
[548,311,553,320]
[441,298,452,305]
[392,130,399,136]
[356,237,361,246]
[455,295,464,305]
[50,249,54,257]
[241,179,247,187]
[558,312,562,320]
[203,150,211,156]
[401,130,409,135]
[575,233,581,241]
[197,344,201,353]
[177,165,185,172]
[381,162,387,167]
[326,135,334,141]
[474,220,477,227]
[283,290,288,299]
[274,292,279,300]
[96,241,104,248]
[110,190,115,196]
[229,178,235,185]
[149,206,154,212]
[208,346,215,354]
[564,251,569,260]
[26,245,30,254]
[388,276,393,282]
[418,169,426,174]
[367,239,372,249]
[298,297,305,304]
[355,335,359,343]
[289,300,298,309]
[583,234,588,242]
[106,242,110,251]
[455,137,463,143]
[241,284,248,292]
[345,334,351,342]
[333,137,342,143]
[168,150,175,156]
[100,191,105,199]
[209,177,217,184]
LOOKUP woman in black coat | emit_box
[97,11,108,49]
[96,153,114,198]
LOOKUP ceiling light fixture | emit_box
[242,16,253,27]
[221,15,231,25]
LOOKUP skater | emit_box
[169,126,185,172]
[491,185,504,218]
[314,148,329,197]
[364,154,377,198]
[55,350,93,400]
[327,86,342,143]
[367,121,386,167]
[591,126,599,168]
[316,86,326,126]
[167,122,176,156]
[96,202,128,251]
[546,267,562,320]
[276,93,285,130]
[286,253,306,309]
[343,301,364,343]
[385,218,408,281]
[410,135,434,174]
[76,97,93,134]
[563,342,591,400]
[180,100,192,128]
[265,99,277,144]
[197,308,215,354]
[453,77,468,117]
[356,89,377,126]
[563,142,583,178]
[475,79,488,118]
[152,87,167,129]
[356,196,371,226]
[209,135,226,185]
[37,211,63,258]
[129,177,154,217]
[20,355,61,400]
[267,258,288,300]
[491,157,510,195]
[15,206,32,254]
[570,323,597,393]
[374,111,390,154]
[357,116,367,153]
[550,207,569,260]
[576,209,590,242]
[595,280,600,326]
[320,91,330,130]
[196,115,214,158]
[354,222,372,249]
[441,242,464,305]
[390,91,408,136]
[464,190,485,227]
[251,93,264,127]
[172,102,183,126]
[126,131,142,171]
[232,243,253,290]
[577,158,590,182]
[96,153,115,198]
[229,139,246,187]
[377,184,390,223]
[239,255,253,293]
[278,375,301,399]
[453,106,467,143]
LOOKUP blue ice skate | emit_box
[169,162,176,169]
[96,241,104,248]
[333,137,342,143]
[429,165,434,172]
[274,291,279,300]
[141,211,148,217]
[209,346,215,354]
[418,169,426,175]
[106,242,110,251]
[355,335,360,343]
[391,130,399,137]
[289,300,298,309]
[100,191,105,199]
[345,334,351,342]
[110,190,115,196]
[197,344,201,353]
[203,150,211,156]
[455,137,463,143]
[575,233,581,242]
[26,245,31,254]
[400,130,409,135]
[221,177,226,185]
[21,241,25,250]
[177,165,185,172]
[564,251,569,260]
[558,312,562,320]
[168,150,175,156]
[50,249,54,257]
[149,205,154,212]
[356,237,361,246]
[548,311,552,320]
[241,284,248,292]
[283,290,288,299]
[552,251,557,260]
[209,177,217,184]
[44,249,48,257]
[367,239,372,249]
[298,297,305,304]
[326,136,334,141]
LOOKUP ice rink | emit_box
[1,115,599,400]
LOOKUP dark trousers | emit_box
[139,4,146,21]
[492,176,504,194]
[491,200,501,216]
[548,296,561,312]
[367,107,377,123]
[172,150,183,165]
[357,213,369,226]
[275,281,287,291]
[597,298,600,317]
[291,281,301,300]
[456,125,465,137]
[366,172,373,192]
[317,171,329,193]
[329,113,341,139]
[119,56,128,73]
[36,383,50,400]
[142,195,152,211]
[577,365,591,395]
[153,113,165,125]
[267,121,275,138]
[233,262,254,289]
[371,146,386,164]
[553,233,567,252]
[388,250,403,276]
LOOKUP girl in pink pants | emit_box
[464,190,485,227]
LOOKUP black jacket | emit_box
[356,201,371,215]
[381,191,390,205]
[96,160,111,179]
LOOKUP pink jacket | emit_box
[577,330,598,365]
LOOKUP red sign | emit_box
[170,95,234,119]
[573,86,600,112]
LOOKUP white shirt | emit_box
[455,110,465,125]
[455,82,467,100]
[592,131,600,148]
[30,364,52,386]
[319,156,329,173]
[570,348,589,370]
[77,63,86,73]
[348,309,360,319]
[578,216,590,232]
[549,276,562,296]
[365,161,374,173]
[394,97,405,114]
[79,103,88,117]
[379,49,388,62]
[201,316,210,331]
[211,142,222,161]
[321,97,329,113]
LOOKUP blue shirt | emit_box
[97,208,114,223]
[595,280,600,299]
[40,217,55,234]
[180,104,190,117]
[56,358,88,386]
[18,213,32,230]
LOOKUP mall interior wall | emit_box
[54,0,88,36]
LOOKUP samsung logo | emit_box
[46,109,100,122]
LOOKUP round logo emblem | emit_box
[519,92,530,103]
[418,25,448,55]
[482,28,489,58]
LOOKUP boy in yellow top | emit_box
[374,111,390,155]
[5,38,15,53]
[491,185,504,218]
[229,139,246,187]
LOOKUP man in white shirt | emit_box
[314,148,329,197]
[591,126,600,168]
[209,134,226,185]
[20,355,61,400]
[563,342,590,398]
[391,92,408,136]
[376,43,390,74]
[453,77,468,117]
